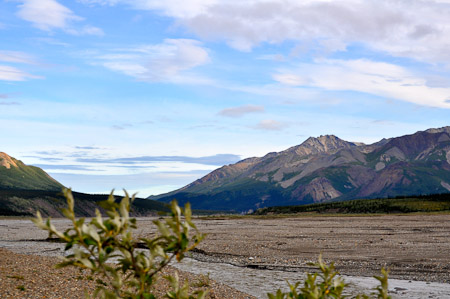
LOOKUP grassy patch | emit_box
[192,273,211,288]
[16,285,25,291]
[7,275,24,280]
[254,193,450,215]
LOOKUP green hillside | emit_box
[0,153,63,191]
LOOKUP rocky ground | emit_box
[0,247,254,299]
[1,213,450,297]
[0,217,254,298]
[184,214,450,283]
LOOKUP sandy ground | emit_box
[1,214,450,297]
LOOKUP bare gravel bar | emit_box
[1,213,450,297]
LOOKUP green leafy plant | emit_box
[16,285,25,291]
[267,255,391,299]
[192,273,211,288]
[7,275,24,280]
[371,268,390,299]
[33,188,206,299]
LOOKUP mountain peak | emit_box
[425,126,450,134]
[0,152,18,169]
[304,134,340,145]
[292,134,357,156]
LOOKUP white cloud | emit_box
[32,37,71,47]
[80,0,450,64]
[224,82,320,104]
[257,54,286,62]
[272,74,308,87]
[273,59,450,109]
[95,39,211,83]
[0,50,42,81]
[218,105,264,118]
[253,119,285,131]
[184,0,450,62]
[79,0,215,18]
[66,25,104,36]
[0,65,42,81]
[17,0,103,35]
[0,51,38,64]
[17,0,81,30]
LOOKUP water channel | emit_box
[172,256,450,298]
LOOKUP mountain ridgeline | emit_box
[0,152,168,217]
[0,152,63,191]
[151,127,450,212]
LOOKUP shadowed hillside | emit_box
[0,189,170,217]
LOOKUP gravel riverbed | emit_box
[1,214,450,298]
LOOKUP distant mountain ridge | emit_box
[0,152,63,191]
[0,152,170,217]
[151,126,450,212]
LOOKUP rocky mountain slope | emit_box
[152,127,450,212]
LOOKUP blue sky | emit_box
[1,0,450,197]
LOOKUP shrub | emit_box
[267,256,390,299]
[16,285,26,291]
[33,189,206,299]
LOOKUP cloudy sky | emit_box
[1,0,450,196]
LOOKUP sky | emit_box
[1,0,450,197]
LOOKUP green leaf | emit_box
[184,202,192,222]
[155,221,170,237]
[63,188,74,213]
[87,225,100,243]
[64,242,73,251]
[79,258,94,269]
[61,208,73,220]
[119,195,129,218]
[31,211,45,229]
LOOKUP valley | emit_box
[1,127,450,297]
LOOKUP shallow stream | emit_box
[173,256,450,299]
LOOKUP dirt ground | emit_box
[1,213,450,285]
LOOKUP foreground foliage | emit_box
[267,256,390,299]
[33,189,391,298]
[33,189,205,298]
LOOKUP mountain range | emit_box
[151,127,450,212]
